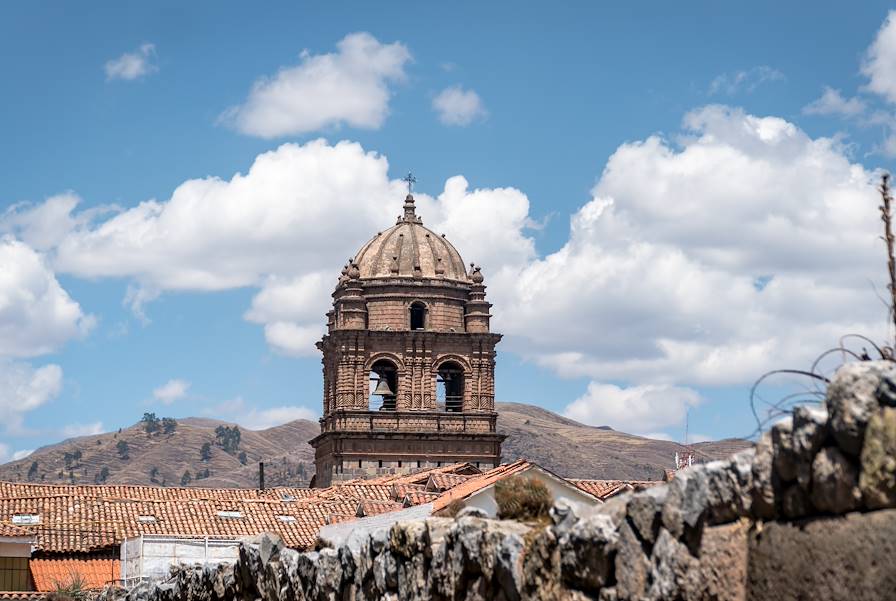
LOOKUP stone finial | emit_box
[470,264,484,284]
[347,262,360,280]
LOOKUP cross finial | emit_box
[402,172,417,195]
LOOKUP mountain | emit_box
[0,403,751,486]
[496,402,750,480]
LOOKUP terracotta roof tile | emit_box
[0,593,46,600]
[355,501,404,517]
[431,460,533,512]
[0,522,31,537]
[30,557,120,591]
[569,479,661,500]
[426,473,472,492]
[402,491,440,506]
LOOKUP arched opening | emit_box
[410,301,426,330]
[436,361,464,412]
[369,359,398,411]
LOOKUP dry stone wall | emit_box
[109,361,896,601]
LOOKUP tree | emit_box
[161,417,177,434]
[214,425,241,454]
[149,466,159,483]
[116,440,130,460]
[195,468,210,480]
[141,412,160,434]
[27,461,39,481]
[297,462,307,481]
[95,466,110,484]
[200,442,212,462]
[238,451,248,465]
[180,471,192,486]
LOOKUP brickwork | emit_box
[311,193,504,487]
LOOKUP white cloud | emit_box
[11,106,891,435]
[222,33,411,138]
[862,11,896,104]
[432,86,487,126]
[709,66,784,95]
[496,106,884,387]
[105,43,157,81]
[803,87,867,117]
[239,405,317,430]
[0,237,93,358]
[61,421,104,438]
[12,449,33,461]
[153,379,190,404]
[564,382,701,435]
[0,361,63,434]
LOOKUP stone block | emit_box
[826,361,896,457]
[860,406,896,509]
[747,509,896,601]
[810,447,861,513]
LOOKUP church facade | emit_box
[310,190,505,487]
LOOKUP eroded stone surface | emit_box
[860,406,896,509]
[826,361,896,456]
[810,447,861,513]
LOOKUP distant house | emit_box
[0,462,657,590]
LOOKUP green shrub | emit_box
[494,476,553,521]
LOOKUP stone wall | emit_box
[110,361,896,601]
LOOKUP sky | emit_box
[2,1,896,461]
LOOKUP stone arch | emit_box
[430,354,472,374]
[364,352,405,372]
[368,356,400,411]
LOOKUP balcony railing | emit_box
[320,410,497,434]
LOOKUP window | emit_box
[277,515,297,523]
[378,460,383,468]
[369,359,398,411]
[216,510,243,519]
[436,361,464,412]
[358,460,363,468]
[398,461,402,468]
[410,302,426,330]
[280,494,297,502]
[11,514,39,526]
[137,515,157,524]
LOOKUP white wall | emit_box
[121,537,240,583]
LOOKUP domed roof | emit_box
[353,194,469,282]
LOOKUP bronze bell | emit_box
[372,378,394,397]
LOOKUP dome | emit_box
[353,194,469,282]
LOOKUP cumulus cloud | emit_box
[862,11,896,104]
[61,421,104,438]
[239,405,318,430]
[432,86,487,126]
[0,237,93,358]
[9,106,890,436]
[152,379,190,404]
[0,361,63,434]
[563,382,701,436]
[105,43,157,81]
[708,66,784,95]
[222,33,411,138]
[496,105,883,387]
[803,87,867,117]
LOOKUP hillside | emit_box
[0,403,750,486]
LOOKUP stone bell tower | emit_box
[309,186,504,487]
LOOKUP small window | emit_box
[410,302,426,330]
[378,460,383,468]
[277,515,297,523]
[216,510,243,519]
[358,460,363,468]
[280,494,297,502]
[398,461,402,468]
[137,515,157,524]
[417,461,421,468]
[11,514,40,526]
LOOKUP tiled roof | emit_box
[30,557,120,592]
[402,491,440,506]
[0,461,618,553]
[569,479,661,500]
[431,460,534,512]
[426,473,472,492]
[0,482,314,502]
[0,522,31,538]
[355,501,403,517]
[0,593,46,600]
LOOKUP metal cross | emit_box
[402,172,417,194]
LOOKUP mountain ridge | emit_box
[0,402,751,485]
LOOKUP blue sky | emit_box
[2,1,896,460]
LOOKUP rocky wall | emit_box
[109,361,896,601]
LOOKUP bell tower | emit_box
[310,187,505,487]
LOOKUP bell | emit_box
[372,378,394,397]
